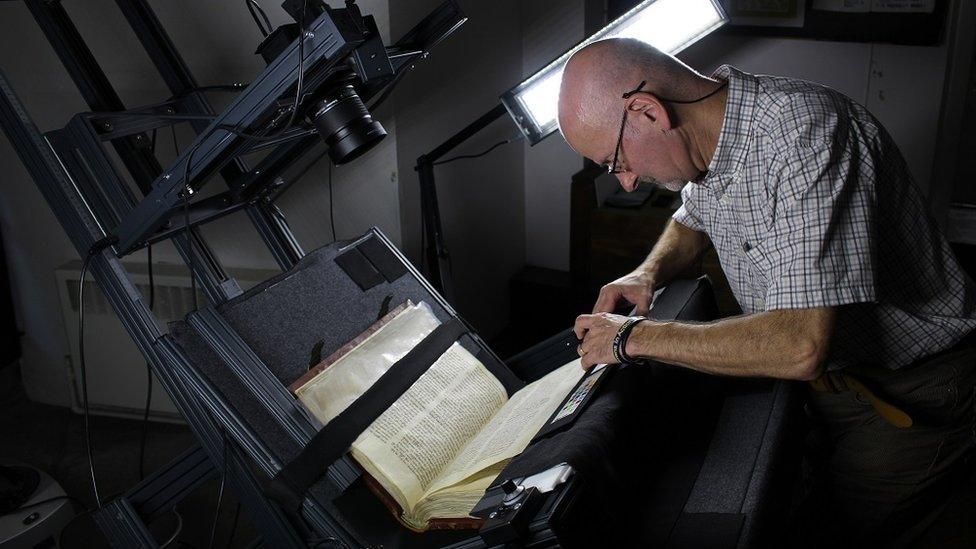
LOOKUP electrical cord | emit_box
[138,243,155,480]
[138,131,169,478]
[225,503,242,549]
[207,435,230,549]
[252,0,274,34]
[245,0,271,37]
[217,0,307,141]
[159,507,184,549]
[328,160,336,241]
[432,134,525,166]
[77,235,118,509]
[183,174,198,311]
[178,0,307,269]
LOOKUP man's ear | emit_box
[628,93,671,131]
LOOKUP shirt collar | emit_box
[698,65,759,194]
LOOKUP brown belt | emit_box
[808,371,913,429]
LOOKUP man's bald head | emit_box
[558,38,705,156]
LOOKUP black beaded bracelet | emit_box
[612,317,647,365]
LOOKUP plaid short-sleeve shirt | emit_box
[673,65,976,370]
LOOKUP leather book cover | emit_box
[361,472,484,533]
[289,301,412,393]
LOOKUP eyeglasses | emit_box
[606,79,728,174]
[608,80,647,175]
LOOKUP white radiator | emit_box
[54,260,276,423]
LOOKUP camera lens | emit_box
[309,85,386,165]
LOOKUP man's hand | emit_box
[574,312,630,370]
[592,270,656,315]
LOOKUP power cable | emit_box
[159,507,184,549]
[207,435,229,549]
[217,0,307,141]
[244,0,271,37]
[432,135,525,166]
[138,243,155,480]
[179,0,307,270]
[76,234,118,510]
[225,503,242,549]
[328,160,336,241]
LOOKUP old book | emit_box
[288,301,412,393]
[293,302,584,532]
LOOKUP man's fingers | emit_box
[634,292,652,316]
[592,287,621,314]
[573,314,594,339]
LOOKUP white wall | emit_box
[0,0,400,406]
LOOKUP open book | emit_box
[292,302,584,532]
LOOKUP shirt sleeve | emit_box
[672,184,706,232]
[759,123,879,310]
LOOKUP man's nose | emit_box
[616,172,638,192]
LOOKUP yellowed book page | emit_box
[295,302,440,424]
[427,359,585,495]
[350,342,508,513]
[404,462,508,531]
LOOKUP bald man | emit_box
[560,38,976,545]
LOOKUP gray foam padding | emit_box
[682,379,800,549]
[214,237,519,392]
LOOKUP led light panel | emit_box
[502,0,727,144]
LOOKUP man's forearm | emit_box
[627,308,835,380]
[639,220,709,285]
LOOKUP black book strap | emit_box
[269,318,468,512]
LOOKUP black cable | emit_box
[176,127,199,313]
[208,436,229,549]
[184,177,198,312]
[57,506,97,548]
[251,0,273,35]
[225,503,242,549]
[176,0,307,272]
[328,160,336,241]
[290,147,329,183]
[432,135,524,166]
[77,235,118,510]
[217,0,306,141]
[244,0,270,37]
[138,244,155,480]
[159,507,184,549]
[78,253,101,509]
